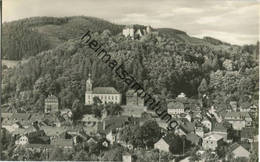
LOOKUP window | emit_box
[112,96,114,100]
[108,96,110,100]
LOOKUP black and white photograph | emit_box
[1,0,259,161]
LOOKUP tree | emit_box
[198,78,208,97]
[105,104,123,116]
[139,120,162,148]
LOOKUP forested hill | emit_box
[2,16,258,113]
[2,16,124,60]
[3,16,247,60]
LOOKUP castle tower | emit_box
[85,73,93,105]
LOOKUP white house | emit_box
[15,135,29,145]
[154,137,171,152]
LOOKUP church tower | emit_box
[85,73,93,105]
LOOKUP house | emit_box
[202,134,224,150]
[224,112,252,130]
[167,101,185,115]
[15,135,29,145]
[154,137,171,152]
[226,143,250,160]
[44,95,59,113]
[85,74,121,105]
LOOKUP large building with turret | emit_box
[85,74,121,105]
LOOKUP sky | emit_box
[3,0,260,45]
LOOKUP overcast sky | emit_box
[3,0,259,45]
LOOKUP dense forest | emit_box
[2,16,259,114]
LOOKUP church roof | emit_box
[93,87,120,94]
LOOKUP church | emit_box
[85,74,121,105]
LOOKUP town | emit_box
[1,13,259,161]
[1,70,258,161]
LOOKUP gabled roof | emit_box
[93,87,120,94]
[167,101,185,110]
[41,126,66,137]
[12,113,31,121]
[203,134,223,141]
[213,123,227,133]
[228,143,250,153]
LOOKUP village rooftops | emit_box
[93,87,120,94]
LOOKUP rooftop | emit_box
[93,87,120,94]
[167,101,185,110]
[204,134,223,141]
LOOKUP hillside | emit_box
[2,18,258,113]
